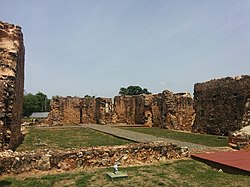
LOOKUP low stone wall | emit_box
[0,141,188,175]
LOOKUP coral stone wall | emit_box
[193,75,250,135]
[95,97,113,124]
[47,90,195,131]
[48,97,113,125]
[0,21,25,150]
[0,141,188,174]
[113,95,137,124]
[174,93,195,131]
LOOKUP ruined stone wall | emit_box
[0,141,188,174]
[81,97,96,124]
[48,96,96,125]
[48,97,113,125]
[95,97,113,124]
[144,91,195,130]
[174,93,195,131]
[0,21,25,150]
[112,91,195,130]
[47,90,195,131]
[47,97,81,125]
[113,96,137,124]
[193,75,250,135]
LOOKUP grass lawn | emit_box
[17,127,132,151]
[122,127,228,147]
[1,159,249,187]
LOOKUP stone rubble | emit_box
[0,141,188,175]
[228,125,250,149]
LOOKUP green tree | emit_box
[119,86,151,96]
[23,92,50,117]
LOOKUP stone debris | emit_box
[0,21,25,150]
[0,141,188,175]
[47,90,195,131]
[193,75,250,135]
[228,125,250,149]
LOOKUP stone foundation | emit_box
[0,21,25,150]
[193,75,250,135]
[0,141,188,175]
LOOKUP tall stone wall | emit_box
[0,21,25,150]
[112,95,145,124]
[143,91,195,130]
[47,96,112,125]
[47,90,195,131]
[95,97,113,124]
[192,75,250,135]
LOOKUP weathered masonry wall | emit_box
[0,21,25,150]
[47,90,195,131]
[193,75,250,135]
[0,141,188,174]
[47,96,112,125]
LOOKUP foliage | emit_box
[119,86,151,96]
[17,127,132,151]
[1,159,250,186]
[122,127,228,147]
[23,92,51,117]
[84,95,95,99]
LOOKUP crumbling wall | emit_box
[193,75,250,135]
[81,97,96,124]
[174,93,195,131]
[47,90,195,130]
[0,141,188,174]
[0,21,25,150]
[95,97,113,124]
[47,97,81,125]
[147,91,194,130]
[112,91,195,130]
[228,98,250,148]
[47,96,97,125]
[112,96,137,124]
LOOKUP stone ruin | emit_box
[0,141,188,174]
[192,75,250,135]
[228,98,250,148]
[0,21,25,151]
[47,90,195,131]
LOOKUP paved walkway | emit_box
[82,124,231,153]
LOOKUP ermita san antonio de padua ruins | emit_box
[0,21,250,176]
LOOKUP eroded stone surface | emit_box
[0,141,188,175]
[0,21,25,150]
[193,75,250,135]
[228,125,250,149]
[47,90,195,130]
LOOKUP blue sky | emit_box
[1,0,250,98]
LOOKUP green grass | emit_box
[1,159,249,187]
[17,127,132,151]
[122,127,228,147]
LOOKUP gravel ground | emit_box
[83,124,232,153]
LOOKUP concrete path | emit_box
[82,124,231,153]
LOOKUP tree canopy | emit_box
[23,92,51,117]
[119,86,151,96]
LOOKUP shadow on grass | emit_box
[0,180,12,186]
